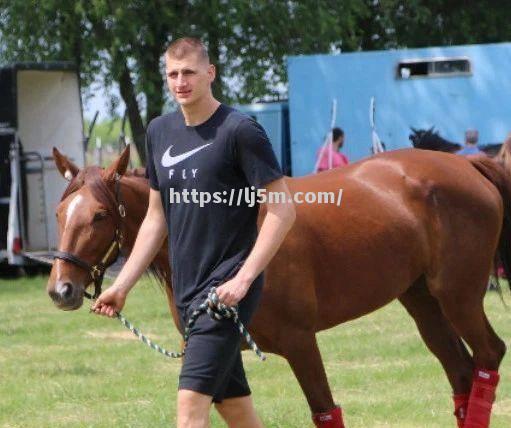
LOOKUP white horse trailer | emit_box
[0,62,85,270]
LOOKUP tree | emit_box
[2,1,509,164]
[0,0,366,164]
[354,0,511,50]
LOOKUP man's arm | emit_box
[92,188,167,317]
[216,177,296,306]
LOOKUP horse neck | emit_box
[118,176,148,245]
[119,176,171,286]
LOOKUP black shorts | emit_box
[177,276,263,403]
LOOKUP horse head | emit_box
[409,126,434,148]
[409,126,461,153]
[47,146,130,310]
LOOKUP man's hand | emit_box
[91,285,128,318]
[215,276,251,307]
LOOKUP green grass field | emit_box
[1,275,510,427]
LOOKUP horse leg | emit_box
[399,277,473,427]
[281,331,345,427]
[433,279,506,428]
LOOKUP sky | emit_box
[82,82,123,121]
[82,78,175,121]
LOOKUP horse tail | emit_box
[469,155,511,288]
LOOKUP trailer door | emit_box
[16,68,84,252]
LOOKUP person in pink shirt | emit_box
[315,127,349,172]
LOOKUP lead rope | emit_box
[92,287,266,361]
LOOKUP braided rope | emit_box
[108,287,266,361]
[115,311,185,358]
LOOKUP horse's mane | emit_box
[60,166,167,287]
[124,167,147,178]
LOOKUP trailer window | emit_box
[397,58,471,79]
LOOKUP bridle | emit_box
[49,174,126,300]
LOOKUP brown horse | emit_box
[47,145,510,427]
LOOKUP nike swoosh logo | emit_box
[161,143,212,167]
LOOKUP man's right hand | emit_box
[91,285,128,318]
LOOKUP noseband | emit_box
[49,174,126,300]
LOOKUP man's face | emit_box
[165,52,215,107]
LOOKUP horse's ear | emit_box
[53,147,80,181]
[104,145,130,181]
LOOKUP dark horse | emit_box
[410,126,503,157]
[409,126,461,152]
[47,145,510,427]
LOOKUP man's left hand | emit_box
[215,276,250,307]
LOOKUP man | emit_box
[456,129,484,156]
[92,37,296,427]
[315,127,349,172]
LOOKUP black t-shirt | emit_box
[145,104,283,310]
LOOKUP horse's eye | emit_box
[93,211,108,222]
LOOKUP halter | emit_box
[50,174,126,300]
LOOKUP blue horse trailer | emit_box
[236,102,291,175]
[287,42,511,176]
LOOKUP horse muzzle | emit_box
[48,280,84,310]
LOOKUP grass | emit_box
[1,275,510,427]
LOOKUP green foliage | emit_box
[85,117,131,150]
[83,117,146,167]
[1,275,510,426]
[2,1,509,104]
[0,1,364,109]
[357,0,511,50]
[1,1,510,163]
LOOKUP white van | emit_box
[0,62,85,270]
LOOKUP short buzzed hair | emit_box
[465,129,479,144]
[165,37,209,63]
[332,127,344,142]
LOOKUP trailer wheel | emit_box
[23,265,51,277]
[0,264,20,278]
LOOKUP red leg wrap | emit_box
[453,393,470,428]
[312,405,345,428]
[464,368,500,428]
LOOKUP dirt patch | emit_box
[86,330,146,341]
[494,398,511,416]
